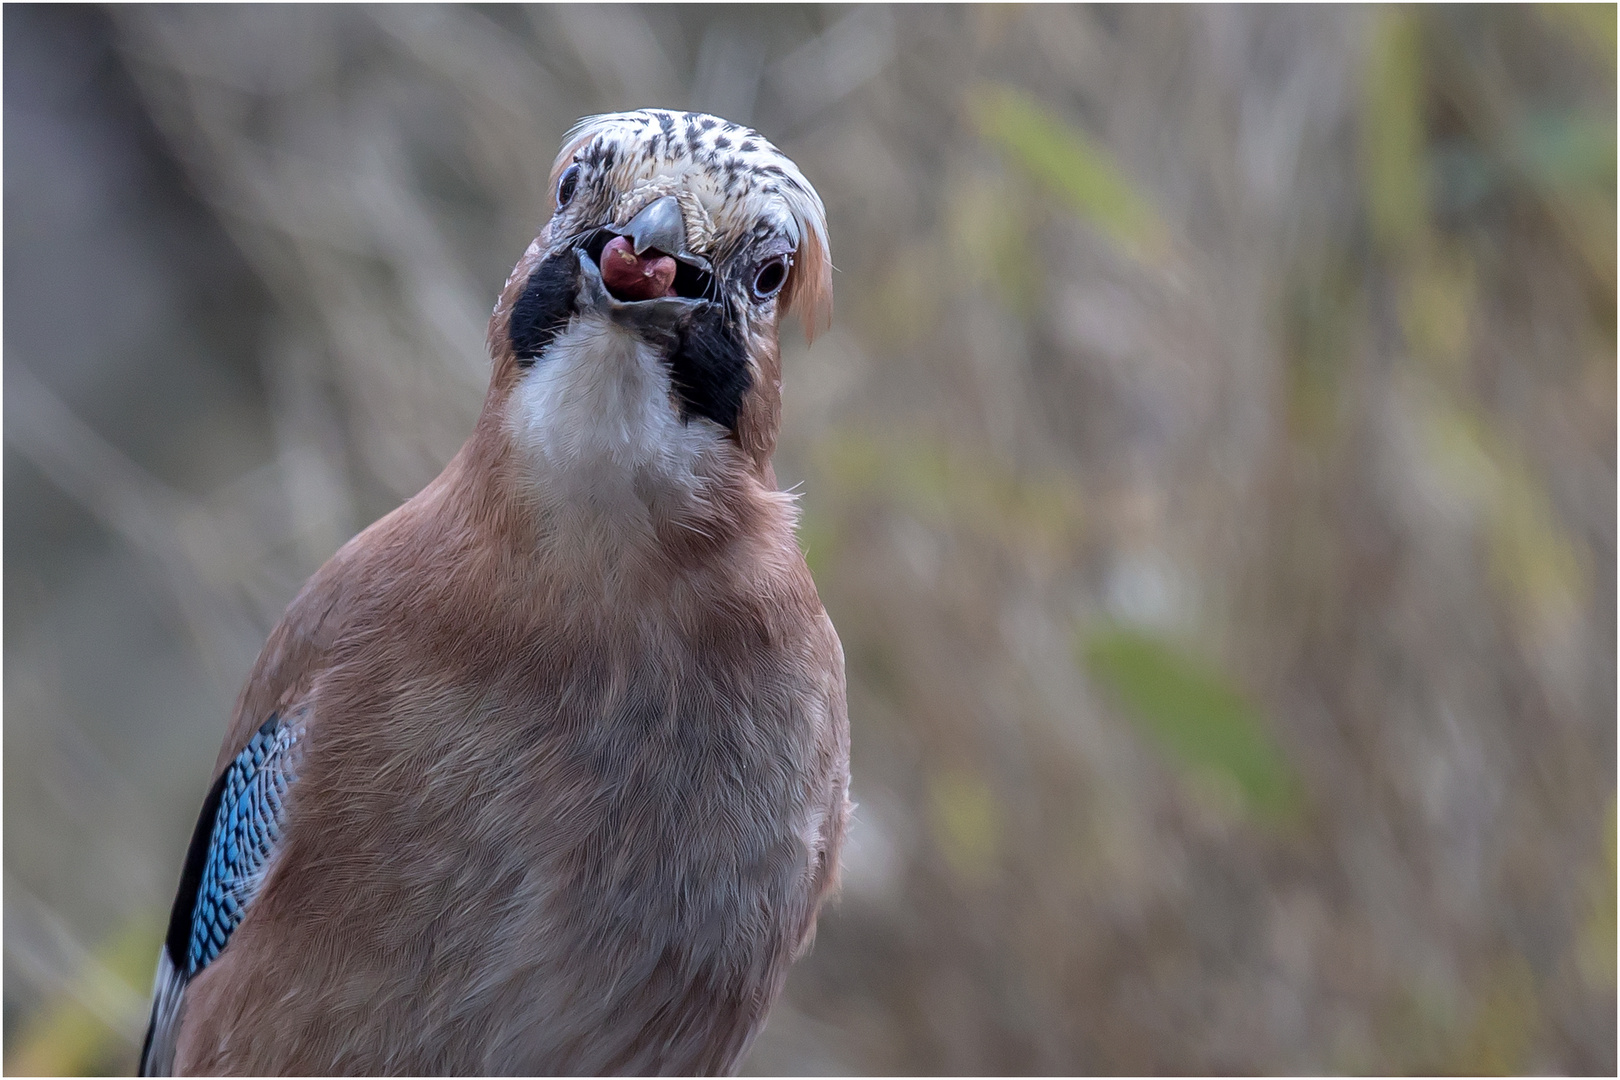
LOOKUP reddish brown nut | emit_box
[599,235,678,301]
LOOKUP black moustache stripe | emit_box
[508,250,752,434]
[669,304,751,432]
[508,252,580,365]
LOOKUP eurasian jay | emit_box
[140,110,850,1076]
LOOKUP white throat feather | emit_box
[505,316,729,545]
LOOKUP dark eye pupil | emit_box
[753,259,786,298]
[558,167,579,206]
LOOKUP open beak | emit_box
[614,197,716,278]
[575,195,718,325]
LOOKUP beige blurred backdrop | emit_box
[4,4,1614,1074]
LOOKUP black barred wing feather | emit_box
[140,712,303,1076]
[187,719,300,971]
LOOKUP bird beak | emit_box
[572,194,717,329]
[622,196,685,258]
[610,195,714,273]
[575,247,710,338]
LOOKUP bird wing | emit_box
[140,711,304,1076]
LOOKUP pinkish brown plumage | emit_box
[141,110,848,1076]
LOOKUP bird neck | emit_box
[456,316,793,576]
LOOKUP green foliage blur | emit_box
[971,83,1170,261]
[1082,627,1300,824]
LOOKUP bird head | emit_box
[485,110,831,476]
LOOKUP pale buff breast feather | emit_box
[141,109,849,1077]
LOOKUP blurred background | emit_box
[4,4,1614,1074]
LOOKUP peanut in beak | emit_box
[599,235,678,301]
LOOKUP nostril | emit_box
[599,235,678,301]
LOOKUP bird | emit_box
[139,109,850,1076]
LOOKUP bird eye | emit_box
[556,164,581,208]
[751,255,789,300]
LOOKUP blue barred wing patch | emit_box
[185,715,302,975]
